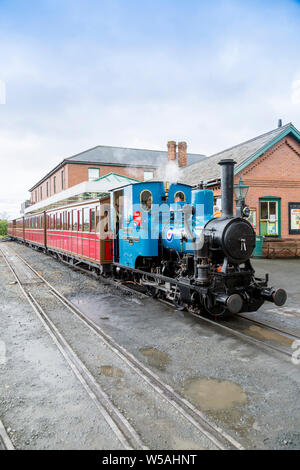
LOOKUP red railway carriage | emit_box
[24,212,45,247]
[46,197,112,265]
[8,196,113,268]
[8,218,24,240]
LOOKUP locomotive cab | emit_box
[111,182,165,269]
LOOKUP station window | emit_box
[141,190,153,211]
[46,182,49,197]
[144,170,154,181]
[61,169,65,190]
[53,176,56,194]
[88,168,100,181]
[259,197,281,237]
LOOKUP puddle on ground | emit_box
[139,347,170,371]
[215,409,256,438]
[246,325,293,346]
[100,365,124,377]
[182,378,247,411]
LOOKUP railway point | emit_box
[1,0,300,459]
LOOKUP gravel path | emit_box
[2,240,300,449]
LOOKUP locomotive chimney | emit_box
[167,141,177,162]
[178,141,187,167]
[278,119,282,128]
[218,159,236,218]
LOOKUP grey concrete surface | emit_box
[2,241,300,449]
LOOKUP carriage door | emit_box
[113,190,123,262]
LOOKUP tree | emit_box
[0,219,8,236]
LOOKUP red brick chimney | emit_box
[167,141,177,161]
[178,141,187,167]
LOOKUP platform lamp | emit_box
[234,176,250,218]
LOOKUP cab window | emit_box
[174,191,185,202]
[141,190,153,211]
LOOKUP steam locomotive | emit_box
[8,159,287,318]
[112,158,287,317]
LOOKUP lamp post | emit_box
[234,176,249,218]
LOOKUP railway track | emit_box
[189,312,297,359]
[0,246,145,450]
[46,251,300,356]
[0,244,244,450]
[0,420,14,450]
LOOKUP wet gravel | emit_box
[0,248,123,450]
[2,240,300,449]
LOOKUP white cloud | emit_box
[0,0,300,219]
[291,79,300,105]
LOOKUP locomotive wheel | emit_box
[173,292,186,311]
[202,297,229,318]
[147,286,158,298]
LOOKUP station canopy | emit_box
[25,173,140,214]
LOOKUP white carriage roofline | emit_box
[25,173,140,214]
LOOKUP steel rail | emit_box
[8,247,244,450]
[0,420,14,450]
[0,247,146,451]
[235,313,300,341]
[187,311,294,358]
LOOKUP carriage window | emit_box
[78,210,82,231]
[63,211,67,230]
[56,213,60,230]
[95,207,100,233]
[90,209,96,232]
[73,210,78,230]
[100,209,109,233]
[68,212,71,230]
[83,208,90,231]
[174,191,185,202]
[141,190,153,211]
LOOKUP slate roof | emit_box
[66,144,205,167]
[29,145,205,191]
[180,122,297,185]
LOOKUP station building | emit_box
[28,144,205,206]
[180,121,300,257]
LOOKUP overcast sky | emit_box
[1,0,300,218]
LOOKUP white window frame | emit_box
[88,168,100,181]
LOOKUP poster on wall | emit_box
[289,202,300,234]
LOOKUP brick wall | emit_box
[66,163,155,188]
[240,135,300,240]
[213,135,300,246]
[30,163,156,203]
[30,166,67,203]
